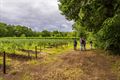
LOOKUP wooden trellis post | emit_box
[35,46,37,59]
[3,51,6,74]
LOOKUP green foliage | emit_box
[95,14,120,53]
[72,21,87,38]
[41,30,51,37]
[0,22,74,37]
[21,34,26,37]
[59,0,82,21]
[59,0,120,53]
[0,38,73,54]
[52,30,68,37]
[87,32,95,42]
[0,22,34,37]
[59,0,120,31]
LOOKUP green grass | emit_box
[36,44,73,64]
[22,73,32,80]
[0,77,4,80]
[0,56,11,66]
[0,57,2,65]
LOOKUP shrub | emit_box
[95,14,120,54]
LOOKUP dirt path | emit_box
[1,50,119,80]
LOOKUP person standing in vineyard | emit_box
[80,37,86,51]
[74,38,77,50]
[83,38,86,50]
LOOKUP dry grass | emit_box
[0,48,120,80]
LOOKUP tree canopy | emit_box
[59,0,120,31]
[59,0,120,53]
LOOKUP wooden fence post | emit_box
[35,46,37,59]
[3,51,6,74]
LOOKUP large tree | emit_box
[59,0,120,31]
[59,0,120,53]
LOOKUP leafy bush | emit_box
[95,14,120,54]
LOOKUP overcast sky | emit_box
[0,0,73,32]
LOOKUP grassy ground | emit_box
[0,44,73,79]
[0,44,120,80]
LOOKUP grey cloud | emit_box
[0,0,74,31]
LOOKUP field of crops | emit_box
[0,38,74,74]
[0,37,74,57]
[0,38,73,55]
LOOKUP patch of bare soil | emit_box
[1,50,119,80]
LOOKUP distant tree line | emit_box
[0,22,75,37]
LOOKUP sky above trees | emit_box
[0,0,73,32]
